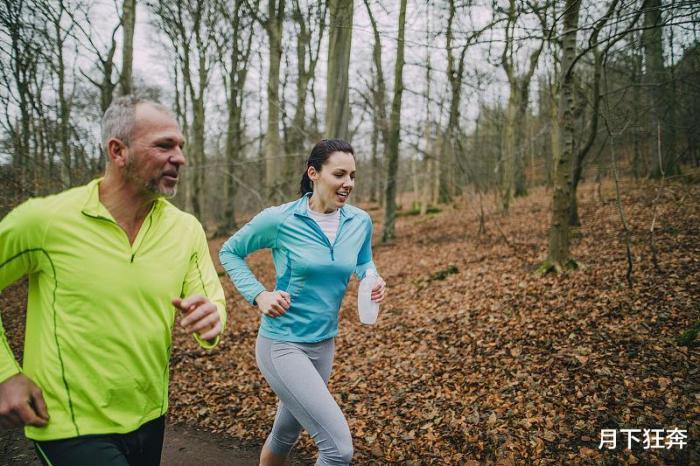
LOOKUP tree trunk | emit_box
[119,0,136,96]
[501,86,518,211]
[288,0,326,198]
[514,78,533,197]
[4,0,33,193]
[439,0,462,204]
[190,97,205,219]
[547,0,580,269]
[632,39,644,179]
[265,0,285,201]
[500,0,543,210]
[420,32,432,215]
[219,0,254,234]
[151,0,214,220]
[369,111,379,203]
[364,0,387,205]
[52,2,72,188]
[325,0,353,139]
[569,0,626,227]
[381,0,407,243]
[643,0,678,177]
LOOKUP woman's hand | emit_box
[255,290,291,317]
[371,275,386,303]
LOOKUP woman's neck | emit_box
[308,192,337,214]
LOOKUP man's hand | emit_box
[0,374,49,429]
[255,290,291,318]
[172,295,223,341]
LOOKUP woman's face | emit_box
[309,151,356,211]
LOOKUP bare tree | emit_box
[258,0,286,201]
[499,0,545,212]
[0,0,38,193]
[642,0,679,177]
[36,0,79,188]
[381,0,407,243]
[71,2,123,113]
[325,0,353,139]
[363,0,388,204]
[151,0,218,220]
[216,0,259,234]
[544,0,580,271]
[119,0,137,95]
[286,0,327,195]
[568,0,645,226]
[439,0,495,203]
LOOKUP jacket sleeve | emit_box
[0,200,45,382]
[355,214,377,280]
[218,207,280,305]
[182,221,227,349]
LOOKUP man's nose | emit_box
[170,146,186,166]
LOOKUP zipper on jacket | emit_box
[298,215,338,261]
[329,216,350,261]
[130,212,155,263]
[296,197,355,261]
[84,204,156,263]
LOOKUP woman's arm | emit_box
[219,207,280,305]
[354,214,377,280]
[354,214,386,303]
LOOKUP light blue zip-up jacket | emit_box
[219,194,377,342]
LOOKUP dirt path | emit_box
[0,425,312,465]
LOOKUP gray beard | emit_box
[124,159,177,198]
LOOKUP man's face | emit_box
[123,104,186,198]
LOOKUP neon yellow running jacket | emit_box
[0,179,227,441]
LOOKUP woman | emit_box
[219,139,386,466]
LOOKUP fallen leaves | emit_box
[1,178,698,464]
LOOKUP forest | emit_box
[1,0,698,464]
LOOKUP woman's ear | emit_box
[308,165,319,182]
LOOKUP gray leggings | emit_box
[255,335,353,465]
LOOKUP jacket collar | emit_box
[81,178,112,220]
[81,177,163,221]
[294,192,356,220]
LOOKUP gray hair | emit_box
[101,96,176,152]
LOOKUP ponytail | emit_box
[300,171,313,195]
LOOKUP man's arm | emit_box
[0,200,45,381]
[177,222,227,349]
[0,200,50,427]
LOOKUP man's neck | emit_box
[99,174,156,243]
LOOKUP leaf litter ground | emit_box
[1,178,697,465]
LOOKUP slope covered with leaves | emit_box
[1,178,697,464]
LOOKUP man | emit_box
[0,96,227,465]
